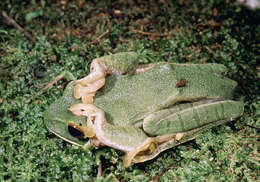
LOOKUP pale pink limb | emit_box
[123,134,173,167]
[74,78,105,102]
[76,59,106,86]
[74,59,106,103]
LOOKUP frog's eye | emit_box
[68,123,85,139]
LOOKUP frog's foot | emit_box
[82,138,105,150]
[74,59,106,104]
[123,134,174,167]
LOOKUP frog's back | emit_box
[94,63,237,126]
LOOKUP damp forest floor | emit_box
[0,0,259,181]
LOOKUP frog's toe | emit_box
[82,92,95,104]
[74,78,105,104]
[85,117,96,137]
[123,134,174,167]
[69,103,96,116]
[74,59,106,103]
[69,103,101,138]
[74,84,94,100]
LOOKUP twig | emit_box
[27,71,75,104]
[132,29,169,37]
[160,0,170,12]
[1,11,37,43]
[244,124,260,130]
[27,75,64,103]
[41,74,66,91]
[241,135,260,139]
[97,161,102,178]
[88,29,109,45]
[151,164,177,182]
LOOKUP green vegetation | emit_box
[0,0,259,181]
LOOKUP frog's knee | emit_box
[143,110,176,136]
[97,52,139,75]
[123,138,155,167]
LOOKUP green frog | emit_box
[44,52,243,167]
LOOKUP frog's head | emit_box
[44,81,88,146]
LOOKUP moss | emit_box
[0,0,259,181]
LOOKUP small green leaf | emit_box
[25,10,43,22]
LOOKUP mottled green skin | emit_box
[44,52,244,163]
[143,100,243,136]
[94,63,237,127]
[44,82,86,146]
[97,52,139,74]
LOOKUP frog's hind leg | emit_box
[133,100,243,164]
[123,134,174,167]
[74,52,140,104]
[74,59,107,104]
[143,100,243,136]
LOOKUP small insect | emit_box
[176,78,187,88]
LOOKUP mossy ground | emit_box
[0,0,259,181]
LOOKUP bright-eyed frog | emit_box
[44,52,243,167]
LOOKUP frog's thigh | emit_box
[143,100,243,136]
[99,122,173,167]
[99,124,149,152]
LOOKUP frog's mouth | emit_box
[45,118,88,147]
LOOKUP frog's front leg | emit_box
[74,52,139,104]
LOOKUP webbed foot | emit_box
[123,134,174,167]
[74,59,106,104]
